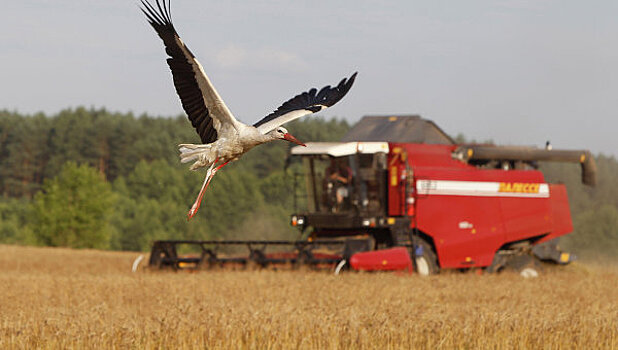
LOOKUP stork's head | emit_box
[271,127,306,147]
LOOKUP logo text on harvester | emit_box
[498,182,540,193]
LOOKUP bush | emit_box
[30,162,116,249]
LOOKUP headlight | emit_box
[291,216,305,227]
[362,218,376,227]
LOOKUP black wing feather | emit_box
[141,0,217,144]
[253,72,358,128]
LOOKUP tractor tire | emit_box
[414,239,439,276]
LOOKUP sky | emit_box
[2,0,617,156]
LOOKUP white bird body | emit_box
[179,126,280,170]
[141,0,357,219]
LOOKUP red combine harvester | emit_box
[148,116,596,275]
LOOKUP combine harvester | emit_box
[148,116,596,275]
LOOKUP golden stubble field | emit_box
[0,245,616,349]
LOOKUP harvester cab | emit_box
[289,142,391,235]
[287,116,458,249]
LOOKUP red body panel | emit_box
[350,247,414,272]
[386,142,574,269]
[499,192,552,243]
[541,184,573,243]
[416,194,507,267]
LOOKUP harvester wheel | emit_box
[414,239,439,276]
[520,267,539,278]
[504,253,542,278]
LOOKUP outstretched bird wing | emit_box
[141,0,238,144]
[253,72,358,134]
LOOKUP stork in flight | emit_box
[140,0,357,219]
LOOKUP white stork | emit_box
[141,0,357,219]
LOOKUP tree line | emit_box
[0,107,349,251]
[0,107,616,258]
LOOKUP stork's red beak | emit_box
[283,133,306,147]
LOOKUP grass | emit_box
[0,244,616,349]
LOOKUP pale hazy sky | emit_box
[2,1,617,155]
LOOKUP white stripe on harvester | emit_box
[416,180,549,198]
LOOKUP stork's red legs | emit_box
[187,159,230,220]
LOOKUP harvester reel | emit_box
[293,250,314,270]
[247,249,267,270]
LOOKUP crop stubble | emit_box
[0,245,616,349]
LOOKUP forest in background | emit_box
[0,107,616,259]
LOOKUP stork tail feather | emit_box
[178,143,215,170]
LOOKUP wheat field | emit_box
[0,244,616,349]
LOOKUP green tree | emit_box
[567,205,618,259]
[0,196,34,244]
[110,160,200,251]
[30,162,116,249]
[0,111,21,196]
[3,114,51,197]
[259,171,294,208]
